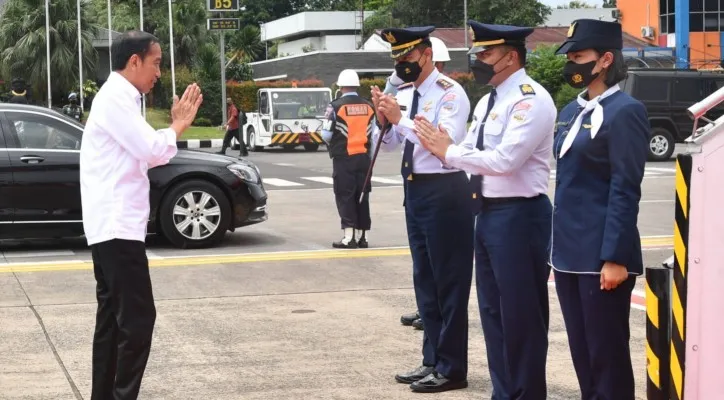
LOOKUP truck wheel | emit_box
[304,144,319,152]
[248,130,262,152]
[648,127,675,162]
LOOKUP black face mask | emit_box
[563,60,600,88]
[395,59,423,83]
[470,60,495,85]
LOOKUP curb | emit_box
[176,139,224,149]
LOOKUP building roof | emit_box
[373,27,653,51]
[543,8,617,27]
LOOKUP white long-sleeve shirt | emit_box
[79,72,178,246]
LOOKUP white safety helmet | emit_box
[336,69,360,87]
[430,37,451,63]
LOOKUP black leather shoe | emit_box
[394,366,435,384]
[357,237,368,248]
[332,238,357,249]
[410,372,468,393]
[412,318,424,330]
[400,311,419,326]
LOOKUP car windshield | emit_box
[271,91,330,119]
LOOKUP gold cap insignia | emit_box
[567,22,576,38]
[383,31,397,44]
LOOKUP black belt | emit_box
[409,171,465,182]
[482,193,544,205]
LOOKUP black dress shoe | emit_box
[332,238,357,249]
[410,372,468,393]
[394,365,435,384]
[400,311,420,326]
[357,237,368,248]
[412,318,424,330]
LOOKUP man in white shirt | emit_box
[79,30,202,400]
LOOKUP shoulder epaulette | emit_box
[519,83,536,96]
[398,82,414,90]
[436,78,453,90]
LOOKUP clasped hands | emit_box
[370,85,453,160]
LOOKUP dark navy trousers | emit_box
[404,171,474,381]
[475,194,552,400]
[554,271,637,400]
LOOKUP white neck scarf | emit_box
[559,84,620,158]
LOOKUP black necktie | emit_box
[401,90,420,181]
[469,89,497,213]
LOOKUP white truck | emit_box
[234,87,333,152]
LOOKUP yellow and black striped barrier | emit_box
[270,132,323,145]
[646,262,671,400]
[670,154,692,400]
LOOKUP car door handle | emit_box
[20,156,45,164]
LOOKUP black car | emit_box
[621,68,724,161]
[0,104,268,248]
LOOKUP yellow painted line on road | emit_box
[0,236,674,274]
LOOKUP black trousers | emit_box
[91,239,156,400]
[332,154,371,230]
[221,128,245,153]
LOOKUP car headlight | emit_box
[227,163,260,183]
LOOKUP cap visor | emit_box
[391,46,415,59]
[555,41,577,55]
[467,44,487,55]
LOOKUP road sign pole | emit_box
[45,0,51,107]
[220,30,227,127]
[77,0,84,113]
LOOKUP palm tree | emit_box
[0,0,99,103]
[225,25,264,66]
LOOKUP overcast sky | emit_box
[541,0,604,6]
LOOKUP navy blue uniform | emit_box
[373,26,473,393]
[445,21,557,399]
[551,19,649,400]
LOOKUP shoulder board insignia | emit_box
[398,82,414,90]
[519,84,536,95]
[436,79,453,90]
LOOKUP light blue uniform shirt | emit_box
[444,68,556,198]
[372,69,471,175]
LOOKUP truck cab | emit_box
[239,87,332,152]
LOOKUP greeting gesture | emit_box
[370,85,387,126]
[377,93,402,125]
[171,83,203,136]
[414,115,453,160]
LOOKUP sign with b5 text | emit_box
[207,0,238,12]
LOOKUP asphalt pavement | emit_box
[0,143,681,399]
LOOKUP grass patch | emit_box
[145,108,225,140]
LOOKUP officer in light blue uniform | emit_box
[551,19,648,400]
[415,20,556,399]
[371,26,473,394]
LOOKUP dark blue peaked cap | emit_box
[380,26,435,58]
[467,20,533,55]
[555,19,623,54]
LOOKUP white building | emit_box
[259,11,375,57]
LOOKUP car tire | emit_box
[303,143,319,152]
[159,179,231,249]
[648,127,675,162]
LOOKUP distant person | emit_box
[79,30,202,400]
[7,78,29,104]
[62,92,83,122]
[218,97,247,157]
[321,69,374,248]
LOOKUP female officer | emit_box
[551,19,649,400]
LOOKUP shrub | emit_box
[555,84,582,111]
[194,117,213,126]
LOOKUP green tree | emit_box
[557,1,595,8]
[469,0,551,27]
[526,44,581,110]
[0,0,99,103]
[602,0,617,8]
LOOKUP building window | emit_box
[688,0,722,31]
[660,0,676,34]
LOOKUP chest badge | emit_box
[422,100,433,113]
[582,124,592,129]
[489,112,497,121]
